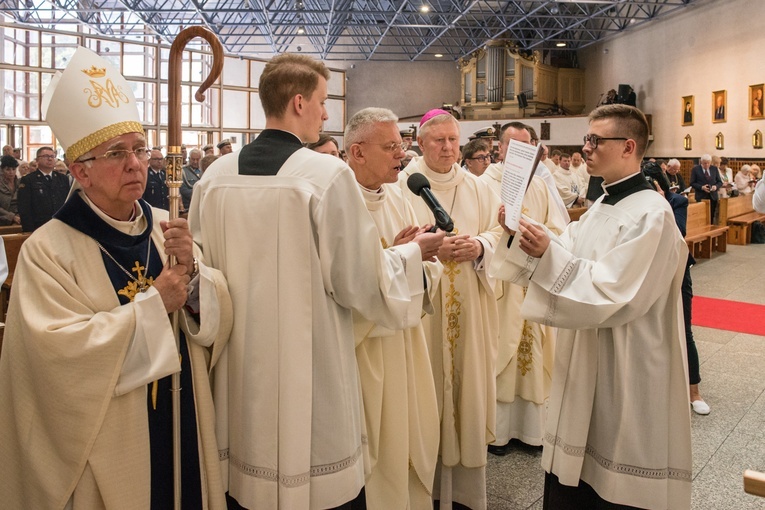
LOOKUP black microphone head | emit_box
[407,172,430,196]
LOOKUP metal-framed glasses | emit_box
[80,147,150,163]
[359,141,408,153]
[467,154,491,162]
[583,134,628,149]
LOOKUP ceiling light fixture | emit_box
[419,4,430,13]
[297,26,305,34]
[435,53,443,58]
[556,42,566,47]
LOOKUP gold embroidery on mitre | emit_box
[65,120,145,163]
[117,260,155,302]
[81,65,106,78]
[83,77,130,109]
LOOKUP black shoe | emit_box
[488,442,511,456]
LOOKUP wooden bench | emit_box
[1,233,31,323]
[721,194,765,245]
[567,206,587,222]
[685,201,728,259]
[0,225,22,235]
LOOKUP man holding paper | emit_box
[489,105,691,510]
[480,122,567,454]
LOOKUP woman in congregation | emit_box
[712,156,733,198]
[734,165,756,194]
[306,133,342,159]
[0,155,21,226]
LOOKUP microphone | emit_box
[406,173,454,233]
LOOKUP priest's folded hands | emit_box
[437,233,484,262]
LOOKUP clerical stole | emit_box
[55,193,202,510]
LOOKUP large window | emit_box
[0,15,346,155]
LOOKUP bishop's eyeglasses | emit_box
[80,147,150,164]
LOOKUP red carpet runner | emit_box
[693,296,765,336]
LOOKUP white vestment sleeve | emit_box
[523,210,685,330]
[113,286,180,396]
[0,238,8,286]
[179,262,229,348]
[753,178,765,213]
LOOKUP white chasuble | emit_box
[397,158,501,510]
[490,188,692,510]
[481,168,567,446]
[354,183,442,509]
[0,206,232,510]
[190,149,420,510]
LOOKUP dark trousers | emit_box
[543,472,643,509]
[682,265,701,385]
[227,488,367,510]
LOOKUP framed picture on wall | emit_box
[749,84,764,120]
[682,95,694,126]
[712,90,726,123]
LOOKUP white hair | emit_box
[418,113,459,140]
[667,158,680,167]
[189,148,203,158]
[700,154,712,163]
[344,107,399,149]
[740,164,751,174]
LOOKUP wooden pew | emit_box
[685,201,728,259]
[721,194,765,245]
[0,225,22,235]
[745,469,765,498]
[1,232,32,323]
[567,206,588,222]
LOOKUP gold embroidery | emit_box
[66,121,144,162]
[443,259,462,382]
[117,260,155,302]
[381,237,389,249]
[81,65,106,78]
[517,320,534,376]
[84,78,130,108]
[517,287,534,376]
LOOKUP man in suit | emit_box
[143,148,169,210]
[17,146,70,232]
[689,154,723,223]
[714,95,725,120]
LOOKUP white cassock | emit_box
[489,176,692,510]
[572,164,589,197]
[553,167,584,208]
[480,168,568,446]
[397,157,501,510]
[542,158,557,174]
[354,182,442,510]
[0,199,232,510]
[190,148,423,510]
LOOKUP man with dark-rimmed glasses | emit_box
[143,148,169,210]
[490,104,692,509]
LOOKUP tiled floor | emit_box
[485,243,765,509]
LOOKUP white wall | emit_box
[345,60,462,121]
[578,0,765,159]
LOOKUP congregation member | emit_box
[540,145,555,173]
[190,53,425,510]
[0,46,233,510]
[712,156,733,198]
[553,153,585,208]
[17,145,69,232]
[734,164,755,194]
[143,148,169,210]
[397,108,502,510]
[217,138,233,155]
[17,160,30,177]
[690,154,722,222]
[0,155,21,225]
[345,107,444,509]
[666,158,686,192]
[306,133,341,158]
[402,149,418,168]
[570,152,589,196]
[200,153,218,173]
[180,147,203,211]
[202,143,214,156]
[490,105,691,509]
[643,162,709,415]
[479,122,567,455]
[461,138,492,176]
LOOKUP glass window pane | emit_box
[223,56,248,87]
[29,125,53,144]
[160,83,168,125]
[250,92,266,129]
[222,89,248,129]
[41,34,79,69]
[250,60,266,88]
[324,98,344,132]
[124,43,156,79]
[160,48,170,80]
[85,39,120,69]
